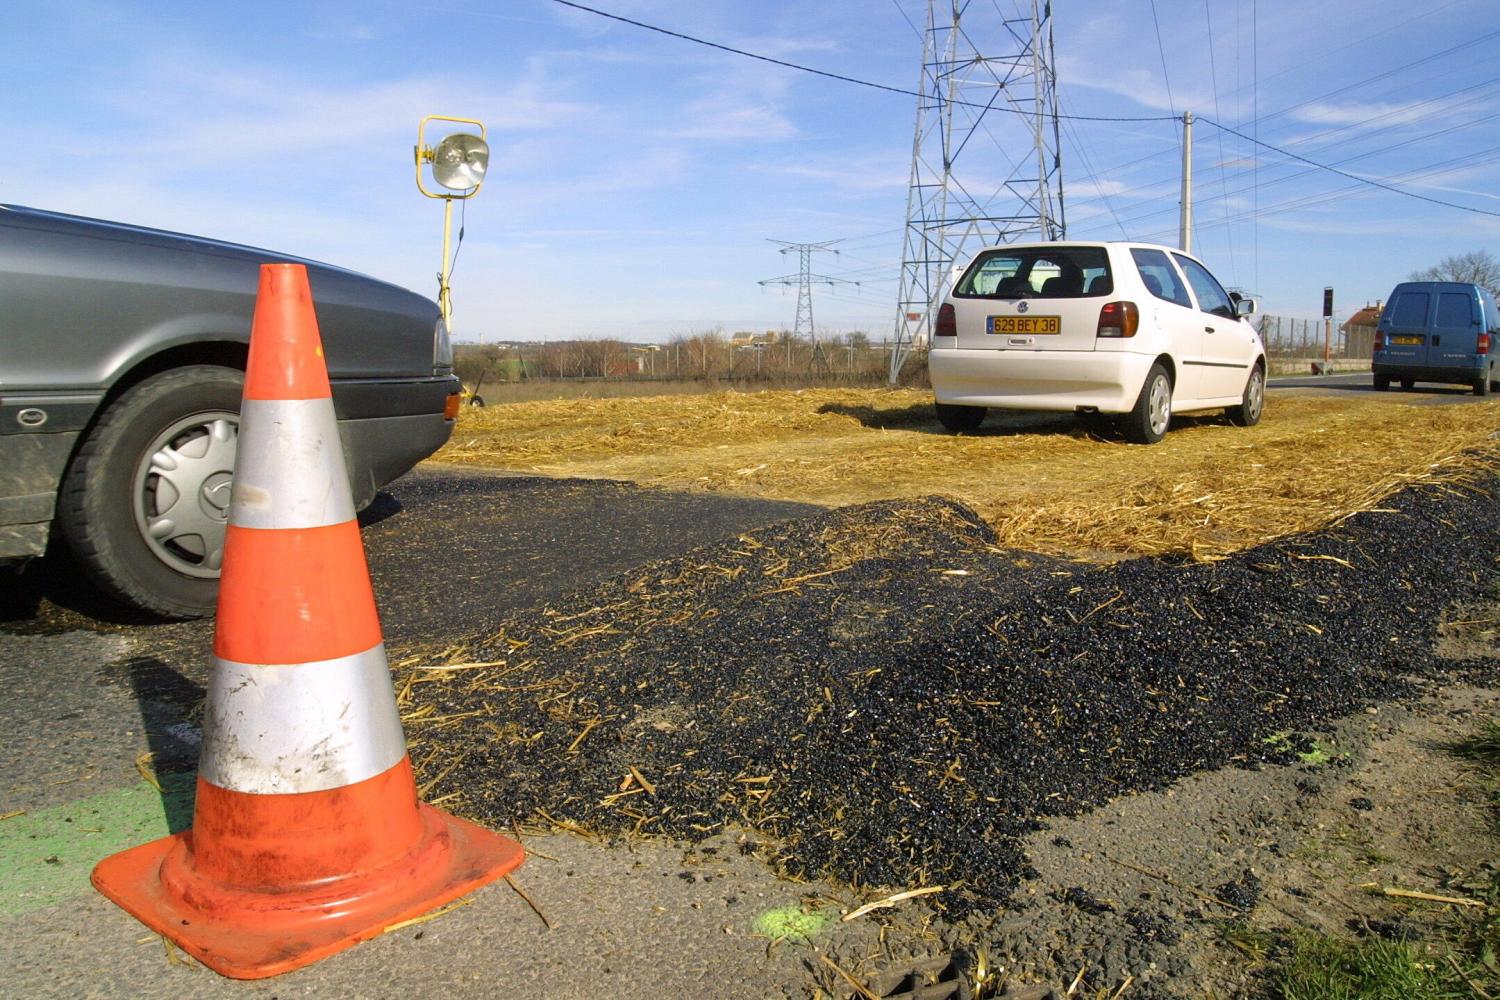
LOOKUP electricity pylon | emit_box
[759,240,857,372]
[889,0,1065,382]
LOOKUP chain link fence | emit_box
[1257,315,1373,374]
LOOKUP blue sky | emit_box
[5,0,1498,342]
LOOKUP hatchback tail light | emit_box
[1373,331,1385,352]
[1096,301,1139,338]
[1479,332,1491,354]
[935,303,957,338]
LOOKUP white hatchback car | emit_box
[928,242,1266,443]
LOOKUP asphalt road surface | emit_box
[1269,368,1490,403]
[0,469,832,999]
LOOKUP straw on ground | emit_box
[435,388,1500,560]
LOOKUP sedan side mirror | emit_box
[1236,297,1258,317]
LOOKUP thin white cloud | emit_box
[664,99,797,141]
[1293,100,1430,127]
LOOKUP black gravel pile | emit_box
[408,473,1500,916]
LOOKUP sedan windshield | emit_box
[954,246,1113,299]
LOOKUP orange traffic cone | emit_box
[92,263,523,979]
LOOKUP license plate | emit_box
[1390,335,1423,345]
[988,315,1060,335]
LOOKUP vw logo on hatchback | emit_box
[1017,301,1029,313]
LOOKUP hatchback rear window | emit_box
[954,246,1112,298]
[1387,292,1430,328]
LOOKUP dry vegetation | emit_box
[434,387,1500,560]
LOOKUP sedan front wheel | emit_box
[58,365,244,619]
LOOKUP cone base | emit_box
[91,803,523,980]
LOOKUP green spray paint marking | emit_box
[0,776,194,919]
[751,905,834,944]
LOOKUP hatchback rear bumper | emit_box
[930,347,1154,412]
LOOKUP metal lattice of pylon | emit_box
[759,240,857,371]
[888,0,1065,382]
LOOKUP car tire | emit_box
[469,395,486,407]
[1227,364,1265,427]
[1373,375,1390,391]
[935,402,986,433]
[1475,372,1492,397]
[1400,377,1415,390]
[1121,363,1172,444]
[57,365,244,619]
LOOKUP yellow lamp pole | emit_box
[414,115,489,330]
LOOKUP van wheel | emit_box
[1227,365,1264,427]
[1401,378,1415,390]
[935,402,986,432]
[1122,363,1172,444]
[1475,372,1492,397]
[57,365,243,619]
[1373,375,1390,391]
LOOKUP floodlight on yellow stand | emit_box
[414,115,489,329]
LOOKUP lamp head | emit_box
[431,132,489,191]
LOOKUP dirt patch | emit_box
[941,684,1498,998]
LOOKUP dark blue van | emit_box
[1373,281,1500,395]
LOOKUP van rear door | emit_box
[1381,288,1432,367]
[1431,288,1480,368]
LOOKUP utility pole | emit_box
[1179,111,1193,253]
[889,0,1064,383]
[759,240,856,373]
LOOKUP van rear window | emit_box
[955,246,1112,298]
[1387,292,1430,328]
[1437,292,1475,327]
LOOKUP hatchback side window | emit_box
[1173,254,1236,319]
[1129,248,1192,308]
[1436,292,1476,327]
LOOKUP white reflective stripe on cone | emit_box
[198,643,406,795]
[229,397,356,531]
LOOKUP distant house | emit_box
[1341,302,1383,333]
[732,330,784,351]
[1341,301,1383,357]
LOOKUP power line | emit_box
[1199,116,1500,219]
[1071,110,1500,237]
[1073,39,1500,192]
[1128,143,1500,242]
[1202,0,1237,283]
[1066,81,1500,232]
[1147,0,1179,129]
[546,0,1178,123]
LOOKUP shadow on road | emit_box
[0,545,158,629]
[818,401,1082,437]
[124,656,205,833]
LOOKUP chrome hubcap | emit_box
[132,412,239,579]
[1246,370,1264,421]
[1149,376,1171,435]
